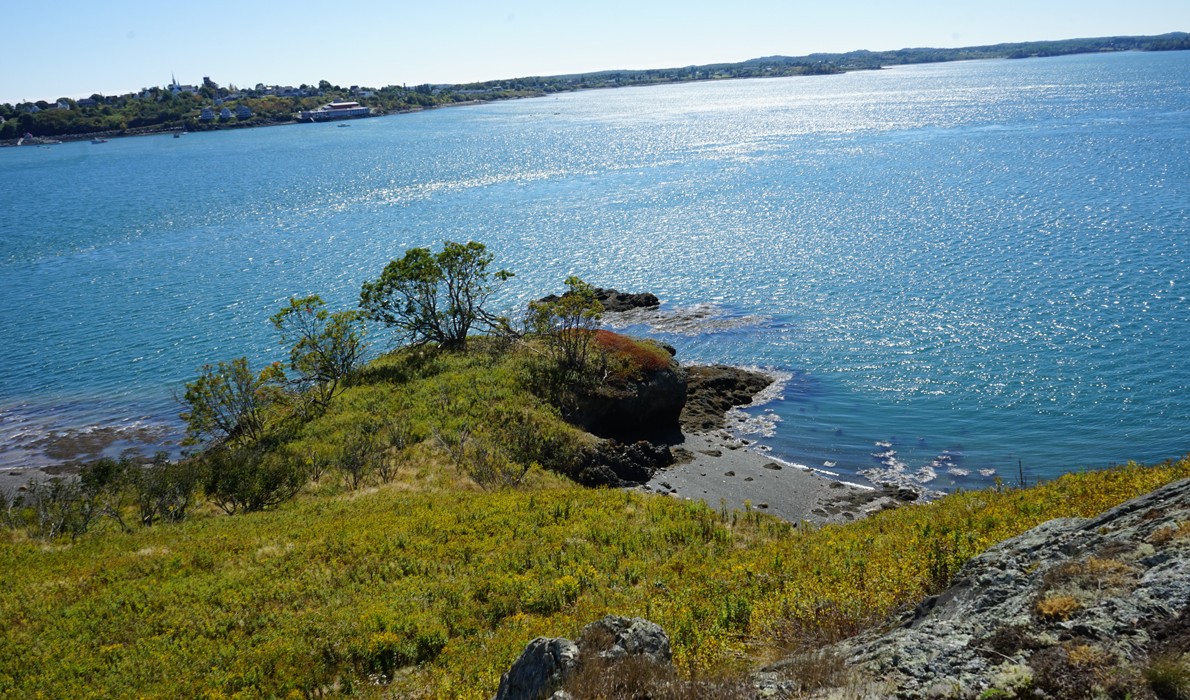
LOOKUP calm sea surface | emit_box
[2,51,1188,491]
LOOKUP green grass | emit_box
[4,339,1189,698]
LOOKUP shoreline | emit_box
[647,431,913,526]
[0,365,906,525]
[647,364,914,525]
[0,102,462,148]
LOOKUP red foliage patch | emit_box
[593,331,671,373]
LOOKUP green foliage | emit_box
[201,443,305,514]
[128,453,202,526]
[592,330,673,380]
[528,275,604,374]
[2,456,1188,699]
[270,294,368,408]
[359,241,513,350]
[180,357,284,446]
[1147,654,1190,700]
[1,478,96,539]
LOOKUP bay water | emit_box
[2,51,1187,492]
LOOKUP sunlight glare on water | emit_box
[1,51,1187,489]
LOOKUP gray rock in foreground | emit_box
[766,477,1190,699]
[493,637,579,700]
[493,616,671,700]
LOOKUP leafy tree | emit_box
[180,357,284,446]
[270,295,368,407]
[529,276,604,374]
[359,241,513,350]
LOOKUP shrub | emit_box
[180,357,285,446]
[3,478,95,539]
[129,453,201,525]
[592,330,673,378]
[270,295,368,408]
[202,444,305,514]
[528,275,604,375]
[1147,654,1190,700]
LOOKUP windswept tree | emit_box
[358,240,513,350]
[180,357,284,446]
[529,275,604,373]
[270,295,368,407]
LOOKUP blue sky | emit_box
[3,0,1187,104]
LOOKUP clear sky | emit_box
[3,0,1187,104]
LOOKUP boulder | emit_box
[534,287,660,314]
[768,477,1190,698]
[493,637,578,700]
[592,288,660,313]
[494,617,672,700]
[577,615,672,667]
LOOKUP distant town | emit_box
[3,31,1187,145]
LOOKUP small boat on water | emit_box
[336,123,351,127]
[90,138,109,144]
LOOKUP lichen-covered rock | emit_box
[493,617,672,700]
[777,477,1190,699]
[577,615,673,667]
[493,637,578,700]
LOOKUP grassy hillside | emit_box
[3,340,1188,698]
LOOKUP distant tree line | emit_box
[3,31,1187,141]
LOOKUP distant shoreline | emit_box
[5,32,1186,146]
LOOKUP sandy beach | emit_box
[645,430,908,526]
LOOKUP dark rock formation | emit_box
[535,287,660,314]
[763,477,1190,698]
[570,358,687,441]
[681,365,775,433]
[593,288,660,313]
[493,616,672,700]
[577,440,674,487]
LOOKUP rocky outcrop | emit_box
[577,440,675,487]
[535,287,660,314]
[593,289,660,313]
[681,365,775,433]
[494,616,671,700]
[768,477,1190,699]
[570,358,687,441]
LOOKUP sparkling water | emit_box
[2,51,1187,490]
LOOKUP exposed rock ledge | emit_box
[680,364,775,433]
[762,476,1190,698]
